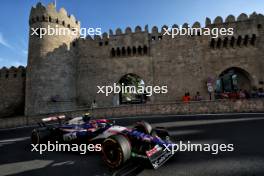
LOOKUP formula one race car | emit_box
[31,113,174,169]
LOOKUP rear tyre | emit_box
[102,135,131,169]
[31,128,51,144]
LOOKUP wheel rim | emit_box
[102,138,123,168]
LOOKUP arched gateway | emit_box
[215,67,252,93]
[118,74,147,104]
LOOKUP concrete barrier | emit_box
[0,99,264,129]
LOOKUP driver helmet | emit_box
[82,113,91,122]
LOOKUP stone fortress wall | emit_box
[75,8,264,115]
[0,66,26,117]
[1,2,263,117]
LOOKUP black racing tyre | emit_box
[31,128,51,144]
[102,135,131,169]
[134,121,152,135]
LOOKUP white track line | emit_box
[151,117,264,128]
[0,137,30,143]
[111,112,264,120]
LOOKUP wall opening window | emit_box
[216,38,222,48]
[132,47,137,55]
[223,38,228,48]
[143,46,148,55]
[127,47,131,56]
[111,48,115,57]
[251,34,256,46]
[230,37,235,48]
[243,35,249,46]
[210,39,215,48]
[237,36,242,47]
[138,46,142,55]
[116,48,121,57]
[122,47,126,56]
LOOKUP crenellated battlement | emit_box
[101,12,263,38]
[29,2,80,30]
[67,12,264,59]
[110,25,149,36]
[0,66,26,80]
[74,12,263,49]
[75,25,149,42]
[206,12,264,26]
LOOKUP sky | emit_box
[0,0,263,68]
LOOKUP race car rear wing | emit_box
[42,115,66,122]
[37,115,66,127]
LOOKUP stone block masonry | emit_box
[1,2,264,117]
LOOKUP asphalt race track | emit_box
[0,113,264,176]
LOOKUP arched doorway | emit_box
[215,67,252,93]
[118,73,147,104]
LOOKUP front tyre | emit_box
[102,135,131,169]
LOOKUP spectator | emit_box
[251,87,258,98]
[182,92,191,103]
[91,99,98,109]
[244,90,250,99]
[239,89,246,99]
[194,91,202,101]
[258,88,264,98]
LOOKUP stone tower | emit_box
[25,3,80,115]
